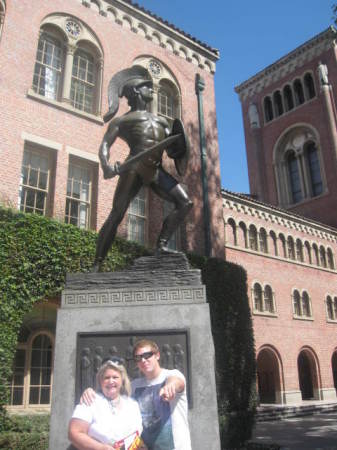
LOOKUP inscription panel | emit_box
[76,330,191,407]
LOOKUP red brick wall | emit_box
[224,195,337,395]
[240,46,337,229]
[0,0,224,257]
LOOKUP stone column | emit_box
[62,43,76,103]
[248,103,267,201]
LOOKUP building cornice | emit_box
[76,0,219,73]
[222,189,337,243]
[234,27,336,101]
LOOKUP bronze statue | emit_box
[93,65,193,271]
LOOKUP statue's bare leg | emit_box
[151,179,193,253]
[93,172,142,271]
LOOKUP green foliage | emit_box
[0,414,49,450]
[0,206,149,430]
[200,258,257,449]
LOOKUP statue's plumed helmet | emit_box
[103,65,152,122]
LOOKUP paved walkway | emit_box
[252,410,337,449]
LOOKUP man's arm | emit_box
[99,119,121,179]
[80,387,96,406]
[159,375,185,402]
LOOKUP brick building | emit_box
[232,27,337,404]
[1,0,224,412]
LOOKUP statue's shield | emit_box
[166,118,190,176]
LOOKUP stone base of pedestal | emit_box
[49,254,221,449]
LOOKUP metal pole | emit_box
[195,73,211,257]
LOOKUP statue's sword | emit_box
[117,133,181,174]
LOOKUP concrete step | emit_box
[256,402,337,422]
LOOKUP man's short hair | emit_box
[133,339,159,357]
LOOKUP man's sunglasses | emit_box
[134,351,155,362]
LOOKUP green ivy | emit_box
[0,207,256,448]
[0,207,149,431]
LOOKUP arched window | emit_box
[305,241,312,264]
[319,246,327,268]
[264,285,274,313]
[334,297,337,319]
[259,228,268,253]
[249,225,258,251]
[283,84,294,111]
[294,79,305,106]
[312,244,319,266]
[327,295,334,320]
[239,222,248,248]
[296,239,304,262]
[302,291,311,317]
[0,0,5,41]
[227,218,237,246]
[158,80,178,120]
[9,332,54,407]
[30,16,103,117]
[264,96,273,122]
[270,231,278,256]
[273,91,283,117]
[293,290,301,316]
[279,234,287,258]
[305,142,323,197]
[253,283,263,312]
[32,31,63,100]
[287,151,303,203]
[274,127,325,206]
[327,248,335,270]
[304,73,315,100]
[287,236,295,260]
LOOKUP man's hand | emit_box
[159,376,184,402]
[159,381,176,402]
[102,161,121,179]
[80,387,96,406]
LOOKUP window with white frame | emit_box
[253,283,276,315]
[70,49,95,113]
[8,333,53,408]
[65,160,93,228]
[32,32,63,100]
[19,146,55,216]
[293,289,312,319]
[31,17,103,117]
[326,295,337,321]
[127,187,147,245]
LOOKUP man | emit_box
[81,339,192,450]
[93,65,192,271]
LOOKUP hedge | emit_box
[0,206,256,448]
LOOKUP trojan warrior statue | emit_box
[93,65,192,271]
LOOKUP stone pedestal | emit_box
[49,254,221,449]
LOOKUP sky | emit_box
[133,0,335,194]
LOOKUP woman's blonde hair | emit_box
[96,360,131,396]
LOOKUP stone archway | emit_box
[257,348,282,404]
[297,349,319,400]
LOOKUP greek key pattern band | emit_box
[62,285,205,308]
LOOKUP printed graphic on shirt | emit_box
[133,381,174,450]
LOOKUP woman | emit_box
[69,359,145,450]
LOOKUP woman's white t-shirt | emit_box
[72,393,143,445]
